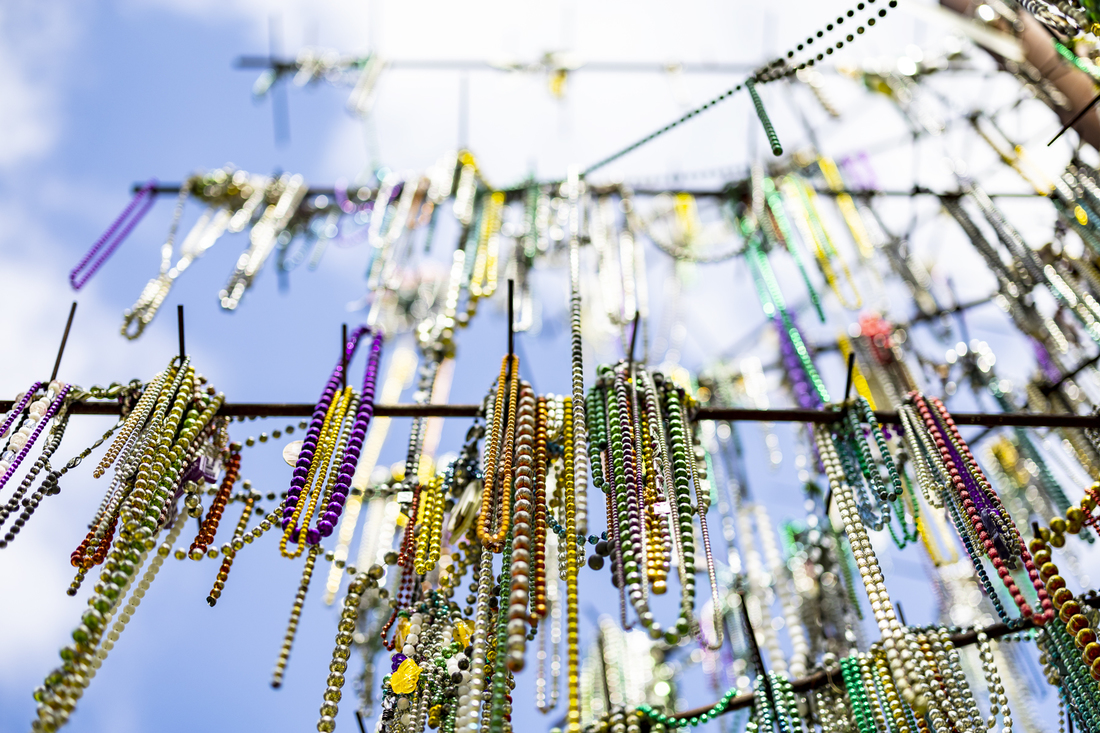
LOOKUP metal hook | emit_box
[843,352,855,405]
[738,591,779,728]
[342,323,348,389]
[50,302,78,382]
[507,278,515,359]
[177,305,186,363]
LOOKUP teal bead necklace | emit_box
[840,654,875,733]
[742,219,830,404]
[758,173,826,323]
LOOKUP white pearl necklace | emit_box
[815,424,933,714]
[755,504,812,678]
[454,549,493,731]
[977,631,1013,733]
[0,381,64,475]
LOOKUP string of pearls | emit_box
[754,504,811,678]
[454,548,494,730]
[976,631,1013,733]
[814,423,932,714]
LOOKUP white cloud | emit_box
[0,5,75,169]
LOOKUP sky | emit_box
[0,1,1095,732]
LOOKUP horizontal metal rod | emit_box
[4,400,1096,428]
[0,401,481,419]
[132,181,1044,200]
[234,55,759,74]
[661,591,1100,723]
[663,615,1038,721]
[694,407,1100,428]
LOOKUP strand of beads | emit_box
[316,330,384,543]
[316,571,370,732]
[913,393,1053,623]
[478,355,519,551]
[1029,526,1100,687]
[975,631,1013,733]
[814,423,931,715]
[272,544,322,688]
[603,364,648,628]
[840,654,875,733]
[0,381,69,491]
[683,398,722,650]
[95,511,189,669]
[0,392,73,545]
[660,376,698,644]
[634,382,664,595]
[567,167,588,545]
[868,651,912,733]
[897,403,946,509]
[638,371,673,595]
[1,406,125,550]
[282,387,354,556]
[455,544,494,731]
[487,496,517,733]
[531,397,550,621]
[206,481,258,606]
[562,394,582,733]
[506,382,536,672]
[413,472,445,575]
[0,382,44,443]
[283,326,371,548]
[92,372,166,478]
[188,447,240,559]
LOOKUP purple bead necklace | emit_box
[70,179,158,290]
[282,326,385,546]
[0,384,71,493]
[0,382,43,439]
[313,330,384,542]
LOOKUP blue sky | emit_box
[0,1,1093,731]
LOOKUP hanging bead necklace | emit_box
[34,360,224,731]
[282,386,355,557]
[477,354,520,552]
[757,171,826,323]
[591,365,699,644]
[504,381,537,671]
[206,479,258,606]
[911,392,1053,623]
[814,423,933,714]
[0,381,70,490]
[281,326,384,553]
[741,219,830,406]
[0,386,82,547]
[778,174,862,310]
[69,361,191,587]
[324,345,416,604]
[1029,526,1100,688]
